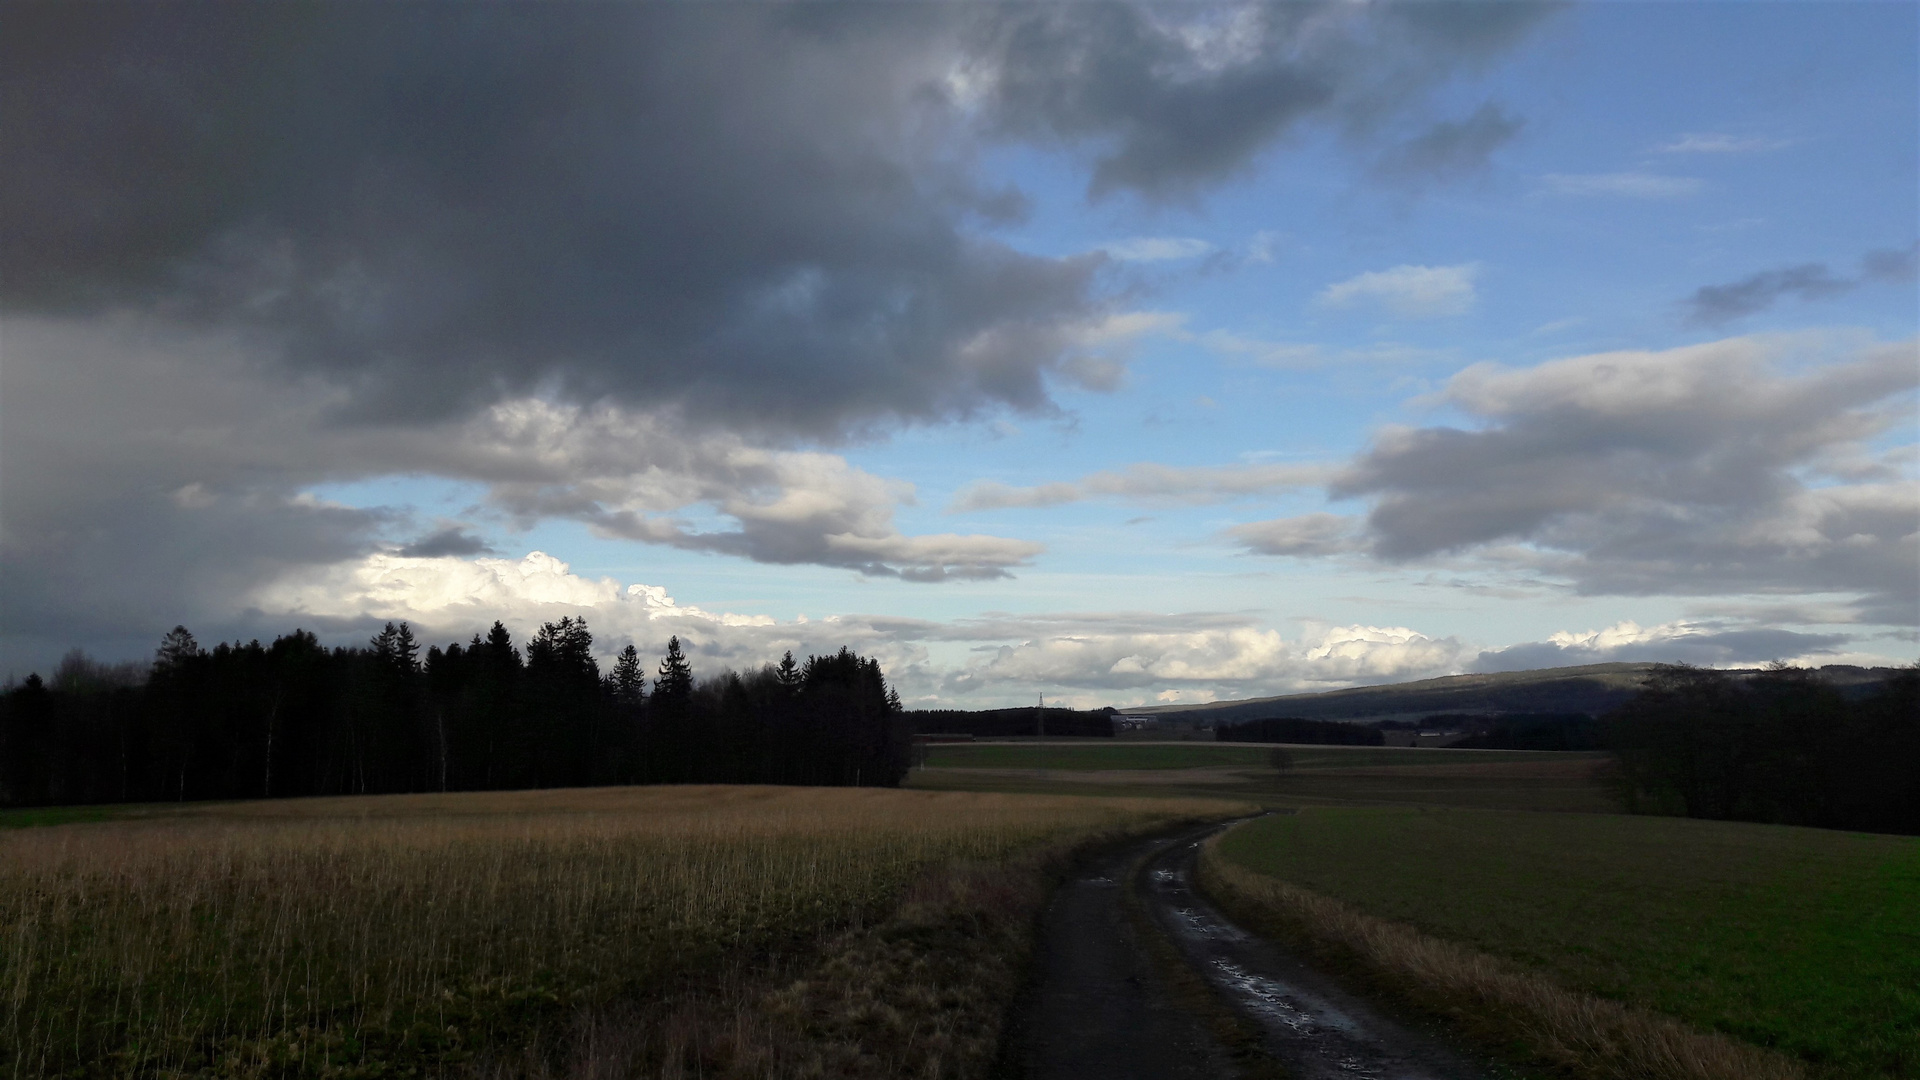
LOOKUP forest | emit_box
[1606,664,1918,834]
[1217,716,1387,745]
[908,705,1116,738]
[0,619,912,807]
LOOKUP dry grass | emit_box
[1197,834,1805,1080]
[2,785,1240,1079]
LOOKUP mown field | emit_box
[1212,808,1920,1079]
[1,785,1240,1079]
[922,741,1568,771]
[914,741,1617,813]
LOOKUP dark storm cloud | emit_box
[398,528,494,559]
[0,487,387,674]
[2,4,1559,434]
[1685,244,1919,325]
[0,315,1044,671]
[0,3,1561,670]
[2,3,1101,433]
[976,4,1555,199]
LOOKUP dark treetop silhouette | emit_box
[0,620,910,807]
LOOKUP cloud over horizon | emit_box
[240,548,1484,705]
[238,550,1881,708]
[1227,333,1918,622]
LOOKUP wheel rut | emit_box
[1002,821,1488,1080]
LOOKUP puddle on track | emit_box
[1140,832,1486,1080]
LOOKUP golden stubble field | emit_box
[2,785,1242,1079]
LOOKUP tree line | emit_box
[1606,664,1917,835]
[1217,716,1385,745]
[908,706,1116,739]
[0,619,912,808]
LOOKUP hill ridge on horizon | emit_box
[1124,661,1903,724]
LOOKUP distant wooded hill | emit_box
[907,706,1115,739]
[1127,662,1905,726]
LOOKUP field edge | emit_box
[1193,826,1806,1080]
[554,805,1254,1079]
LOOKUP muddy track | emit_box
[1001,821,1488,1080]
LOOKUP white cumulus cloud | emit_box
[1541,171,1703,199]
[1098,237,1215,262]
[1317,263,1479,318]
[948,462,1326,513]
[1656,133,1789,154]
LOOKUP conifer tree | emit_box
[655,636,693,700]
[613,645,645,705]
[154,626,202,673]
[393,622,420,673]
[369,622,399,665]
[482,621,522,669]
[775,649,802,693]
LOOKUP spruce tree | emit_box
[775,650,802,693]
[154,626,202,673]
[370,622,399,665]
[613,645,645,705]
[393,622,420,673]
[483,621,522,669]
[655,636,693,700]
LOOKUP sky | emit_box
[2,1,1915,708]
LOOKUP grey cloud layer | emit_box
[1473,628,1854,672]
[1,3,1560,672]
[3,2,1550,434]
[975,4,1551,199]
[1685,244,1919,325]
[1375,102,1525,182]
[949,462,1326,512]
[4,5,1096,435]
[0,317,1036,668]
[1235,334,1918,621]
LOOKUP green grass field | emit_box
[923,741,1577,771]
[1214,808,1920,1079]
[913,741,1618,814]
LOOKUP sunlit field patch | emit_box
[1,785,1237,1078]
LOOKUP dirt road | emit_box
[999,822,1488,1079]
